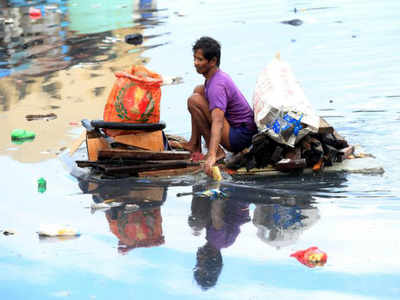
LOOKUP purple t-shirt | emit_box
[206,200,250,250]
[205,69,257,132]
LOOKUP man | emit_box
[181,36,257,176]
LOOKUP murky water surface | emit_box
[1,0,400,299]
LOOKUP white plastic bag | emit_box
[252,54,320,147]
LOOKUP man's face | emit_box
[193,49,214,75]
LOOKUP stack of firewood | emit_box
[226,117,354,173]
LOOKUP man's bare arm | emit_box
[204,108,225,176]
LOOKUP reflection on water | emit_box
[0,0,166,110]
[106,199,165,254]
[0,0,168,163]
[253,203,319,249]
[1,0,400,298]
[78,177,167,253]
[189,185,250,290]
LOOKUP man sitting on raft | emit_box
[177,36,258,176]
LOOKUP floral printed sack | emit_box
[103,65,163,136]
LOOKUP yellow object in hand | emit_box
[212,166,222,181]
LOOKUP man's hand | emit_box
[203,153,216,177]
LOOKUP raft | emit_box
[74,120,384,180]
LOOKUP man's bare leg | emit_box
[185,88,231,161]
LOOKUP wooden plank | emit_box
[76,159,195,168]
[86,135,109,161]
[138,165,202,177]
[98,149,191,160]
[102,161,197,174]
[113,130,164,151]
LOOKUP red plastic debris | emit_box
[290,246,327,268]
[29,7,42,20]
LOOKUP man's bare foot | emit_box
[169,141,201,152]
[180,142,201,153]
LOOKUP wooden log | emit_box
[98,149,191,161]
[102,161,198,174]
[318,117,334,134]
[339,145,355,159]
[225,148,250,169]
[274,158,307,172]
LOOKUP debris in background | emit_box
[2,230,15,236]
[281,19,303,26]
[162,76,183,85]
[125,33,143,45]
[25,113,57,121]
[290,246,327,267]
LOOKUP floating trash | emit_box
[125,33,143,45]
[2,230,15,236]
[281,19,303,26]
[29,7,42,20]
[11,129,36,144]
[199,189,226,200]
[290,246,327,267]
[37,224,80,237]
[37,177,47,193]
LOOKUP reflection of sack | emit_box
[103,65,163,136]
[252,55,320,147]
[106,207,164,253]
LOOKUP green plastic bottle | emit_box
[11,129,36,144]
[38,178,46,193]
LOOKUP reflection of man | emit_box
[189,195,250,290]
[253,203,320,249]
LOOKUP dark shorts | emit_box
[229,125,257,153]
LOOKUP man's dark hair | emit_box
[193,36,221,67]
[193,243,223,290]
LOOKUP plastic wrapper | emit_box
[252,55,320,147]
[290,246,327,267]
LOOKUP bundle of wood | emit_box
[76,149,199,177]
[226,117,354,173]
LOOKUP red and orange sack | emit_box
[103,65,163,136]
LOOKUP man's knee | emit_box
[193,85,205,95]
[187,93,206,110]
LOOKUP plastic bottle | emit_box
[37,177,46,193]
[212,166,222,181]
[11,129,36,144]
